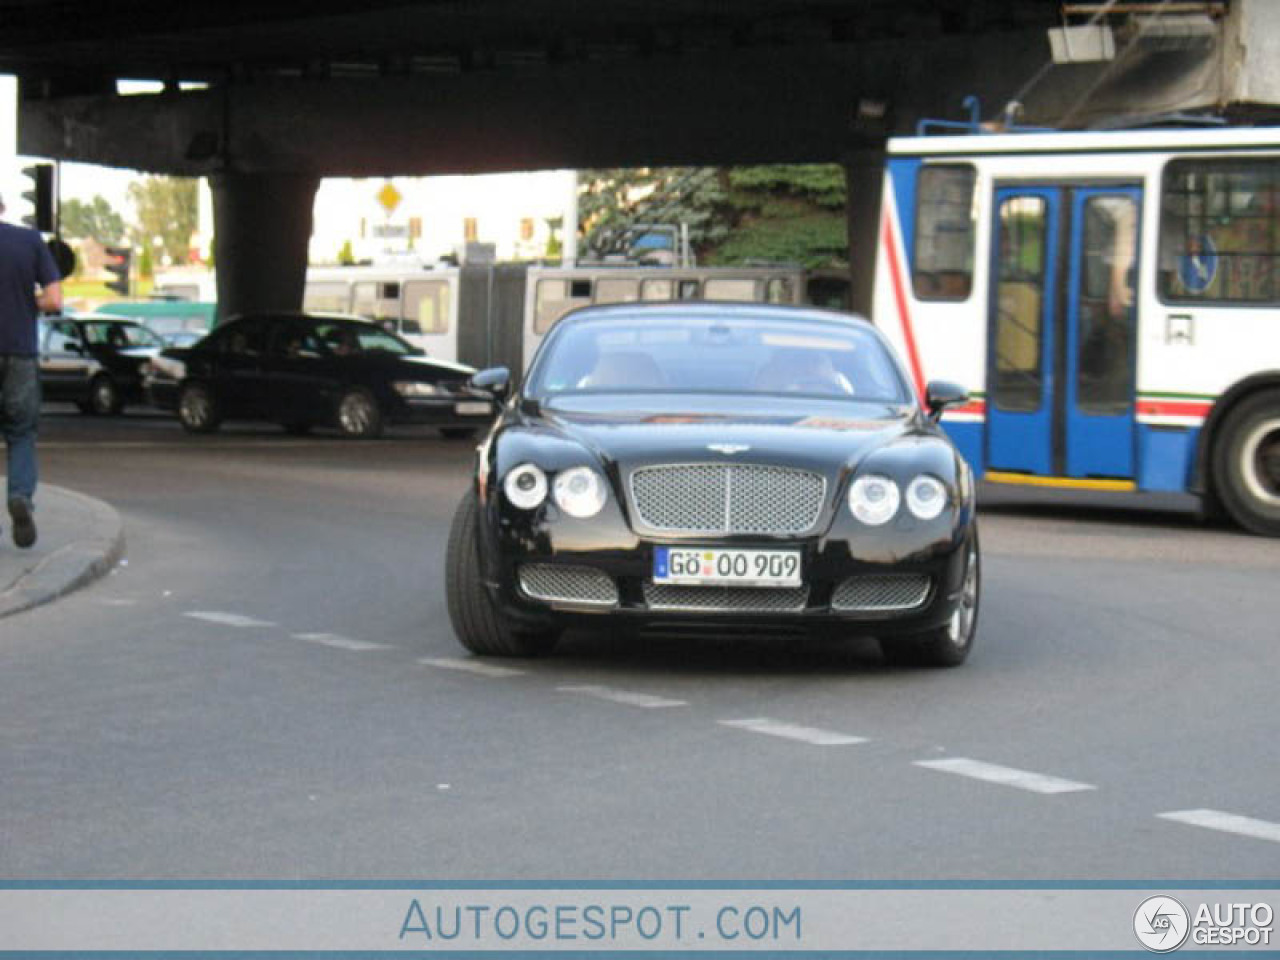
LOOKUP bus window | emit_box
[766,277,797,304]
[913,164,977,301]
[303,281,350,314]
[402,279,451,335]
[594,278,640,304]
[704,278,758,301]
[677,279,700,300]
[993,195,1047,412]
[353,281,401,329]
[1160,158,1280,303]
[535,279,592,334]
[641,279,673,300]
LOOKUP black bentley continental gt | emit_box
[447,303,980,666]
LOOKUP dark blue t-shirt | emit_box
[0,222,61,356]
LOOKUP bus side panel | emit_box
[457,265,493,368]
[875,155,989,477]
[1137,425,1200,492]
[490,264,530,377]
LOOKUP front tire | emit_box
[440,427,478,441]
[177,382,221,434]
[336,388,383,439]
[880,533,980,668]
[445,491,559,657]
[89,375,123,416]
[1211,389,1280,536]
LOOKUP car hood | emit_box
[526,393,918,475]
[395,355,476,378]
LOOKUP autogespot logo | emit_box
[1134,896,1191,952]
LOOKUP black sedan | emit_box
[446,303,980,667]
[145,312,494,438]
[39,315,164,415]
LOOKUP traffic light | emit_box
[104,245,132,296]
[21,163,54,233]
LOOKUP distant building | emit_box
[303,170,576,266]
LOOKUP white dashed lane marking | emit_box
[419,657,527,678]
[183,611,276,629]
[557,685,686,709]
[294,633,390,652]
[1158,809,1280,845]
[719,717,868,746]
[914,757,1096,795]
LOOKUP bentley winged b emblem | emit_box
[707,443,751,455]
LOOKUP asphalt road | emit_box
[2,406,1278,880]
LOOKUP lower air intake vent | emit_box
[643,582,808,612]
[831,574,930,612]
[519,564,618,606]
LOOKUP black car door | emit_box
[203,320,269,418]
[263,318,331,424]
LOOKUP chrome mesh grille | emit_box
[643,582,809,612]
[630,464,824,535]
[519,564,618,606]
[831,574,931,612]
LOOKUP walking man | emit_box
[0,193,62,548]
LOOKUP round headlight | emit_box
[848,474,901,526]
[906,475,948,520]
[503,463,548,510]
[552,466,607,519]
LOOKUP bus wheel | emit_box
[1212,389,1280,537]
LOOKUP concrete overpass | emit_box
[4,0,1277,319]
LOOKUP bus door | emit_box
[987,185,1140,479]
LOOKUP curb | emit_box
[0,486,126,619]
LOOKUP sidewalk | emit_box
[0,485,125,619]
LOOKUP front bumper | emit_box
[479,492,974,637]
[387,394,494,427]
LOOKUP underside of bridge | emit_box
[2,0,1272,320]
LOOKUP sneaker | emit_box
[8,497,36,549]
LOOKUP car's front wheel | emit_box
[335,388,383,439]
[89,374,124,416]
[177,382,221,434]
[440,427,478,441]
[880,533,980,668]
[445,491,559,657]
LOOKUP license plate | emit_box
[454,401,492,416]
[653,546,801,587]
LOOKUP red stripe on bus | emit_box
[1136,399,1212,419]
[881,213,926,399]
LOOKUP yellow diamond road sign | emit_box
[377,182,402,215]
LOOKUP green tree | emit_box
[578,164,847,269]
[138,244,154,280]
[60,195,126,244]
[337,239,355,265]
[127,176,198,266]
[543,216,563,259]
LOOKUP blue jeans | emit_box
[0,355,39,504]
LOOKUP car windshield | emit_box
[527,313,911,404]
[82,321,162,349]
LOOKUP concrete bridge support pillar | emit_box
[210,172,320,323]
[844,147,886,319]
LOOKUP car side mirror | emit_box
[470,366,511,399]
[925,380,968,421]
